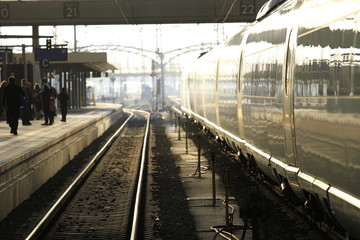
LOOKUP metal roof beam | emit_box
[0,0,266,26]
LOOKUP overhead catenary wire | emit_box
[222,0,238,23]
[114,0,130,24]
[215,0,229,22]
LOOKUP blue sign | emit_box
[35,48,68,61]
[0,49,12,62]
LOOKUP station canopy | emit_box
[13,52,116,73]
[0,0,266,26]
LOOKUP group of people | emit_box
[0,76,69,135]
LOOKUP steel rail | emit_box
[129,109,151,240]
[25,113,134,240]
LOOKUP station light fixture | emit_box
[46,39,52,50]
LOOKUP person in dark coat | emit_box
[58,87,69,122]
[33,83,43,120]
[2,76,24,135]
[49,83,57,117]
[49,97,55,125]
[40,78,51,125]
[26,81,35,121]
[21,79,32,126]
[0,80,8,120]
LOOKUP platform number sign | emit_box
[40,59,50,69]
[241,0,255,15]
[0,4,9,19]
[64,2,79,18]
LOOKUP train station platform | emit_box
[0,103,123,221]
[165,118,252,240]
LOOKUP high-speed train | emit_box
[181,0,360,238]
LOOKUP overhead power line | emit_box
[114,0,129,24]
[222,0,238,23]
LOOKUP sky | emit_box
[0,23,247,72]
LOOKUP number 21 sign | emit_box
[64,2,79,18]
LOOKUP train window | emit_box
[294,11,360,114]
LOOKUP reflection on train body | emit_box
[181,0,360,238]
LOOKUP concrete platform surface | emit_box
[0,103,123,221]
[0,103,121,165]
[165,123,252,240]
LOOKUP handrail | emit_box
[171,105,183,116]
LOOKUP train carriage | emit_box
[181,0,360,238]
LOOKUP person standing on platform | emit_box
[40,78,51,125]
[21,79,32,126]
[49,82,57,117]
[33,83,43,120]
[27,81,35,121]
[58,87,69,122]
[2,76,24,135]
[0,80,8,121]
[49,97,55,125]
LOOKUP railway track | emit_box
[25,110,150,240]
[256,180,326,240]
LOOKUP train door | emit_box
[283,27,307,202]
[283,28,297,167]
[201,68,206,119]
[236,30,249,143]
[237,51,246,142]
[215,57,221,127]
